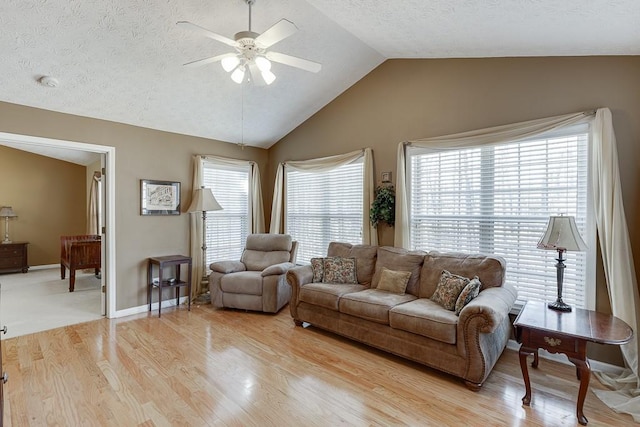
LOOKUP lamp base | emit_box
[548,300,572,312]
[1,239,11,244]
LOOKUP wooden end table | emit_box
[514,300,632,425]
[147,255,192,317]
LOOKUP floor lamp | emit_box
[188,187,223,292]
[537,215,587,312]
[0,206,17,244]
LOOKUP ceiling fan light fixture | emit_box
[221,55,240,72]
[255,56,271,72]
[261,69,276,85]
[231,66,246,84]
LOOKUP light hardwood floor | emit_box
[1,305,633,426]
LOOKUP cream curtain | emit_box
[189,155,265,296]
[88,172,101,235]
[590,109,640,422]
[269,148,377,245]
[395,108,640,419]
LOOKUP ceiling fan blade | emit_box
[176,21,237,47]
[255,19,298,48]
[183,53,236,68]
[266,51,322,73]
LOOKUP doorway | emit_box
[0,132,116,318]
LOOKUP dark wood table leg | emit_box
[569,357,590,426]
[147,260,152,312]
[519,345,534,405]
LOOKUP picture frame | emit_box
[381,171,392,183]
[140,179,181,215]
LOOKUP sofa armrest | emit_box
[210,260,246,274]
[456,283,518,386]
[286,265,313,323]
[459,284,517,333]
[262,262,295,277]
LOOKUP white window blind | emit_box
[202,162,250,263]
[407,126,594,309]
[286,160,364,262]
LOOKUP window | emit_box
[285,159,364,261]
[407,125,595,309]
[202,162,250,262]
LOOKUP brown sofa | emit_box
[286,242,517,390]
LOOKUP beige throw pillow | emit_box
[376,267,412,295]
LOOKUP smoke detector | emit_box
[38,76,59,87]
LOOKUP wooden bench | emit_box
[60,235,101,292]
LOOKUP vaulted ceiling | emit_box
[2,0,639,151]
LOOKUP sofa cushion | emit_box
[220,271,263,295]
[242,250,292,271]
[310,258,324,282]
[419,251,506,298]
[454,277,482,315]
[389,299,459,344]
[371,246,426,296]
[245,233,292,251]
[299,283,366,311]
[377,268,411,295]
[339,289,417,324]
[430,270,470,311]
[327,242,378,286]
[323,257,358,284]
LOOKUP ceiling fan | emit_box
[177,0,322,85]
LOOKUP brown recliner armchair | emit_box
[60,235,101,292]
[209,234,298,313]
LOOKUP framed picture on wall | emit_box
[140,179,181,215]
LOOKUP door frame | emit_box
[0,132,117,318]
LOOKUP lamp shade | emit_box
[537,215,587,252]
[187,187,223,213]
[0,206,17,218]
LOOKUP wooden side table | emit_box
[0,242,29,274]
[147,255,192,317]
[514,300,633,425]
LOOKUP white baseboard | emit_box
[507,339,626,375]
[114,296,190,318]
[29,264,58,270]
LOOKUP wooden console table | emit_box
[147,255,192,317]
[514,300,633,425]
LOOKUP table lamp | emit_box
[537,215,587,312]
[0,206,17,244]
[188,187,223,287]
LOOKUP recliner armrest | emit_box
[210,261,246,274]
[261,262,295,277]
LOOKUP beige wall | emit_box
[269,56,640,365]
[0,101,268,311]
[0,145,87,265]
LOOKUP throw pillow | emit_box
[310,258,324,283]
[376,267,412,295]
[430,270,470,311]
[454,277,482,316]
[322,257,357,284]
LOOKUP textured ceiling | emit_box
[1,0,639,153]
